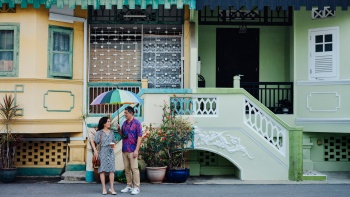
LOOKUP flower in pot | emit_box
[277,99,291,114]
[140,124,167,183]
[160,103,194,183]
[0,94,23,183]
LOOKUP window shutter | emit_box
[309,27,338,80]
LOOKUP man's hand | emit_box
[133,150,139,158]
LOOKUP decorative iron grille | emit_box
[199,6,292,26]
[89,5,183,24]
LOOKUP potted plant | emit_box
[0,94,23,183]
[276,99,291,114]
[160,103,194,183]
[139,123,167,183]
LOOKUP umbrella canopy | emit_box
[90,89,143,105]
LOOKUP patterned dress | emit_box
[94,130,116,173]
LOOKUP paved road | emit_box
[1,181,350,197]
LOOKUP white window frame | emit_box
[308,26,339,81]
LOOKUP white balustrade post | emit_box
[233,74,243,88]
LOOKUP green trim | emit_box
[0,84,24,115]
[289,128,303,181]
[0,84,24,93]
[47,25,73,79]
[303,175,327,181]
[17,167,62,176]
[138,88,192,95]
[0,0,196,10]
[0,23,20,77]
[66,164,86,171]
[43,90,75,112]
[88,82,141,87]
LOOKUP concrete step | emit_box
[303,170,327,181]
[61,171,86,182]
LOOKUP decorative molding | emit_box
[0,84,24,93]
[0,78,83,85]
[12,119,81,125]
[307,92,340,112]
[312,7,335,19]
[43,90,75,112]
[0,84,24,115]
[297,80,350,86]
[0,4,16,13]
[194,130,254,159]
[296,118,350,124]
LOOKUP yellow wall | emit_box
[0,5,87,135]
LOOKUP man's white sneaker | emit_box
[120,186,133,193]
[131,188,140,195]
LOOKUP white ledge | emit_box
[296,118,350,124]
[297,80,350,86]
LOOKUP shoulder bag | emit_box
[92,132,102,167]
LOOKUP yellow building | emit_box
[0,4,87,175]
[0,1,193,178]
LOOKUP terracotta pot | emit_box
[146,166,167,183]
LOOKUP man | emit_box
[118,106,142,195]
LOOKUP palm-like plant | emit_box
[0,94,22,169]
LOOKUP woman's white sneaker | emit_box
[131,188,140,195]
[121,186,133,193]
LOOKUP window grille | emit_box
[324,136,350,162]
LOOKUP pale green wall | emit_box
[294,7,350,81]
[198,25,291,87]
[294,8,350,132]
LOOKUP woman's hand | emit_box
[94,151,98,158]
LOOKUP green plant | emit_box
[140,102,194,169]
[139,123,167,167]
[161,103,194,169]
[0,94,23,169]
[115,170,127,183]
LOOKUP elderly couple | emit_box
[91,106,142,195]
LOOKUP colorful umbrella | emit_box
[90,89,143,124]
[90,89,143,105]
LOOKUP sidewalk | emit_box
[12,171,350,185]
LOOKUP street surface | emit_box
[1,179,350,197]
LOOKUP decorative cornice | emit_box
[11,119,82,125]
[0,78,83,85]
[297,80,350,86]
[296,118,350,124]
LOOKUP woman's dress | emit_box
[94,130,116,173]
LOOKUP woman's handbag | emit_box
[92,132,102,167]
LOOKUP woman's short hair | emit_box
[97,116,109,131]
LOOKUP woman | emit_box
[91,117,117,195]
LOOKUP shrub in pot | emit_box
[0,94,23,183]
